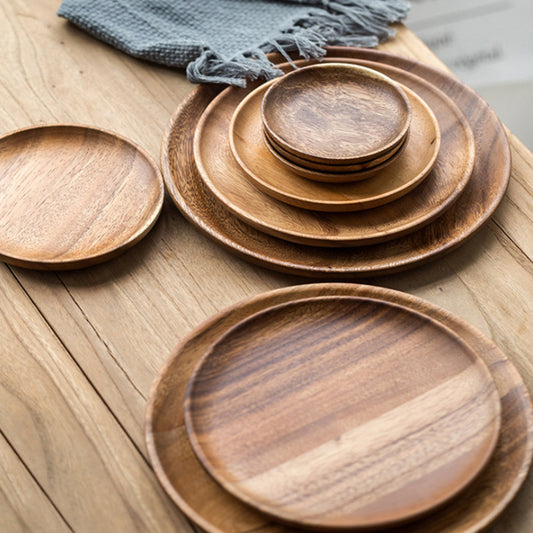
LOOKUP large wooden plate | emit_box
[146,283,533,533]
[261,63,411,165]
[0,124,164,270]
[161,48,510,276]
[184,295,501,530]
[231,81,440,210]
[194,72,471,247]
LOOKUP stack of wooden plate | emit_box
[161,47,512,277]
[146,283,533,533]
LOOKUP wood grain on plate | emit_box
[261,63,411,164]
[194,71,471,247]
[161,49,509,276]
[0,124,163,270]
[263,127,407,176]
[231,82,439,210]
[146,283,533,533]
[184,295,500,530]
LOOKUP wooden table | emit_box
[1,2,532,532]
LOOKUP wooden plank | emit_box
[0,263,194,532]
[0,431,71,533]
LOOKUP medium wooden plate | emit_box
[0,124,164,270]
[146,283,533,533]
[184,295,501,530]
[231,82,439,210]
[194,75,471,247]
[261,63,411,165]
[161,48,510,276]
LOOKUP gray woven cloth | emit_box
[58,0,410,86]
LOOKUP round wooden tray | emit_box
[194,73,472,247]
[161,48,510,276]
[146,283,533,533]
[231,81,440,211]
[0,124,164,270]
[184,295,501,530]
[261,63,411,165]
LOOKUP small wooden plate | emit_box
[263,126,408,183]
[194,76,471,247]
[0,124,164,270]
[261,63,411,165]
[161,49,510,276]
[146,283,533,533]
[184,295,501,530]
[264,127,407,175]
[231,83,439,211]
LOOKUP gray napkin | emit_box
[58,0,410,86]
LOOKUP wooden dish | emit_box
[0,124,164,270]
[161,49,510,276]
[263,127,408,182]
[146,283,533,533]
[261,63,411,165]
[194,74,471,247]
[264,127,407,175]
[184,295,501,530]
[230,82,439,211]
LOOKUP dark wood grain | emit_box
[160,49,510,276]
[193,72,472,247]
[184,295,500,530]
[231,81,439,209]
[145,283,533,533]
[261,63,411,164]
[0,124,163,270]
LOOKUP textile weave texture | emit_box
[58,0,410,86]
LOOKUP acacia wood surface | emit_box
[184,295,501,530]
[0,124,163,269]
[231,77,439,208]
[2,2,533,532]
[147,283,533,533]
[261,63,411,164]
[193,70,472,246]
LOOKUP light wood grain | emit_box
[231,79,439,209]
[147,283,533,533]
[193,69,472,246]
[185,295,501,530]
[1,3,532,532]
[0,124,163,269]
[0,432,71,533]
[261,63,411,164]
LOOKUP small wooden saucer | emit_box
[261,63,411,165]
[184,295,500,530]
[0,124,164,269]
[231,83,439,211]
[146,283,533,533]
[264,127,407,175]
[263,130,407,183]
[195,78,472,247]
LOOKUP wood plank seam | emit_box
[0,427,74,532]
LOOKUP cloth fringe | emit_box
[188,0,410,86]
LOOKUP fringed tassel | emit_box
[187,0,410,86]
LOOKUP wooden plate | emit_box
[0,124,164,270]
[231,82,439,210]
[184,295,500,530]
[146,283,533,533]
[264,127,407,175]
[194,76,471,247]
[261,63,411,165]
[161,48,510,276]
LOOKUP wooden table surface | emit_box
[1,2,532,532]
